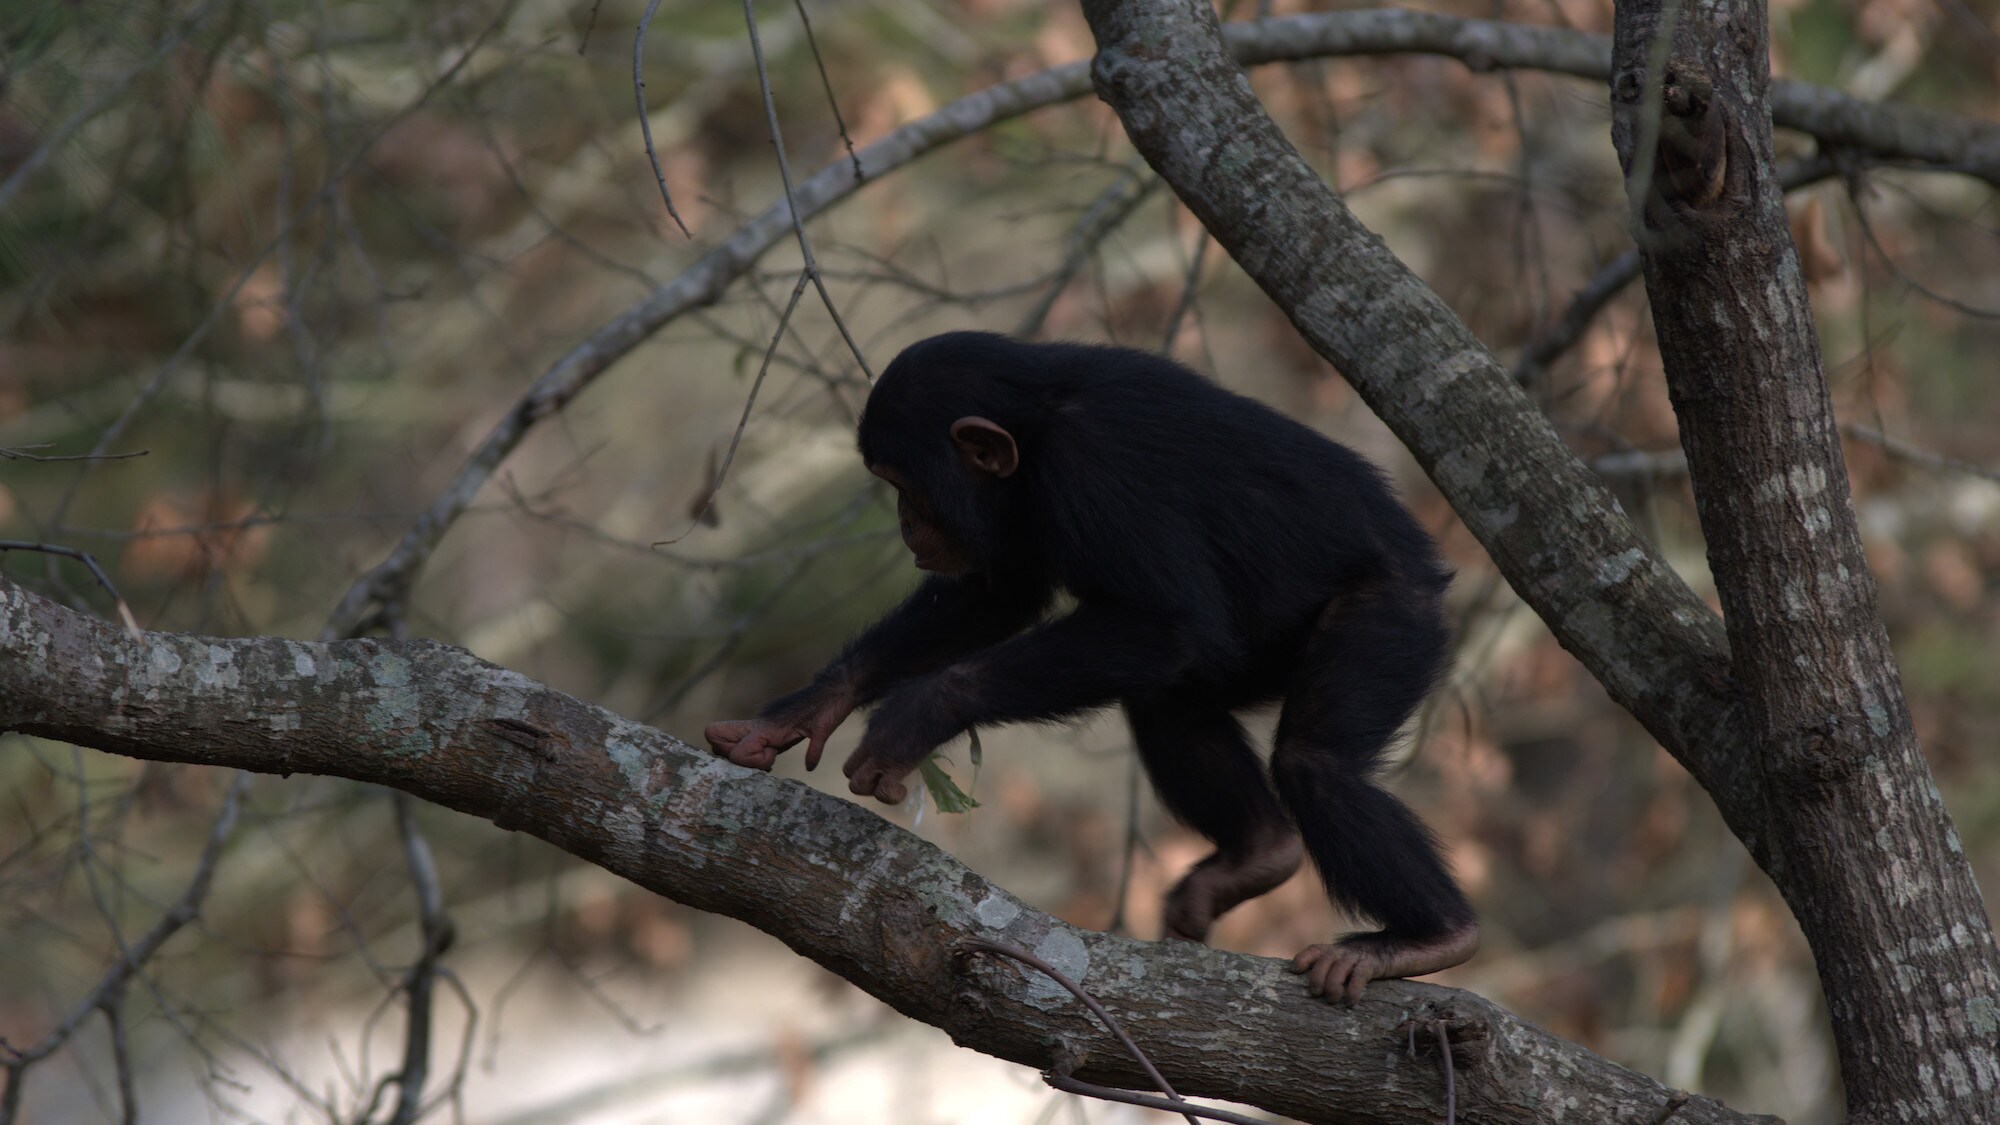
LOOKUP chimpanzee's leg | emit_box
[1123,700,1302,942]
[1271,582,1477,1005]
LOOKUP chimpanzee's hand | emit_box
[704,688,854,771]
[841,731,923,805]
[841,679,963,804]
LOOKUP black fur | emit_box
[820,331,1470,939]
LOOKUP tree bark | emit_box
[0,576,1777,1125]
[1079,0,2000,1120]
[1608,3,2000,1121]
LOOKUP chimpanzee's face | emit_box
[870,464,973,575]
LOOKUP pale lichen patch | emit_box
[195,644,241,689]
[1027,928,1090,1008]
[975,891,1021,930]
[369,651,413,687]
[605,733,657,800]
[1968,995,1998,1036]
[1591,548,1644,587]
[149,645,183,680]
[1865,703,1892,737]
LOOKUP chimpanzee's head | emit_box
[858,333,1038,575]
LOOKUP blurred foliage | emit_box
[2,0,2000,1122]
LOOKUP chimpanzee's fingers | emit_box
[1342,964,1371,1008]
[704,719,749,755]
[847,760,878,795]
[873,773,908,805]
[804,733,830,771]
[728,743,768,769]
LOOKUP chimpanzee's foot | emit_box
[1162,833,1304,942]
[1290,923,1479,1006]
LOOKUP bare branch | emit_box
[633,0,694,238]
[740,0,875,381]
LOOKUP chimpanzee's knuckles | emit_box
[703,719,747,753]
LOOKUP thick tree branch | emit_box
[1226,10,2000,186]
[326,7,1998,638]
[0,576,1776,1125]
[1608,5,2000,1121]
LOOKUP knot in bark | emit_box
[1767,719,1866,791]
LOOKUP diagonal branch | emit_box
[0,576,1775,1125]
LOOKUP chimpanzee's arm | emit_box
[843,604,1196,803]
[810,574,1052,708]
[706,574,1048,772]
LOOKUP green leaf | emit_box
[917,752,980,814]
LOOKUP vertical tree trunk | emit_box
[1608,3,2000,1121]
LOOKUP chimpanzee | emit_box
[704,331,1476,1004]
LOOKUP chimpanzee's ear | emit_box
[949,416,1019,479]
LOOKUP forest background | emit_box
[2,1,1998,1122]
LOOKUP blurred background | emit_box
[2,0,1997,1121]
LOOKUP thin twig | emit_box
[1619,0,1685,243]
[1043,1073,1269,1125]
[1844,423,2000,485]
[1159,226,1212,354]
[659,268,812,543]
[958,938,1197,1125]
[633,0,693,238]
[1017,170,1160,339]
[0,542,142,638]
[793,0,864,183]
[1435,1020,1457,1125]
[1845,172,2000,319]
[740,0,874,380]
[1512,250,1641,386]
[0,446,150,463]
[100,988,137,1125]
[384,793,456,1125]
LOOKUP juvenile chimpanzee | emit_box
[704,331,1476,1004]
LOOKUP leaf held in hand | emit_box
[917,752,979,814]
